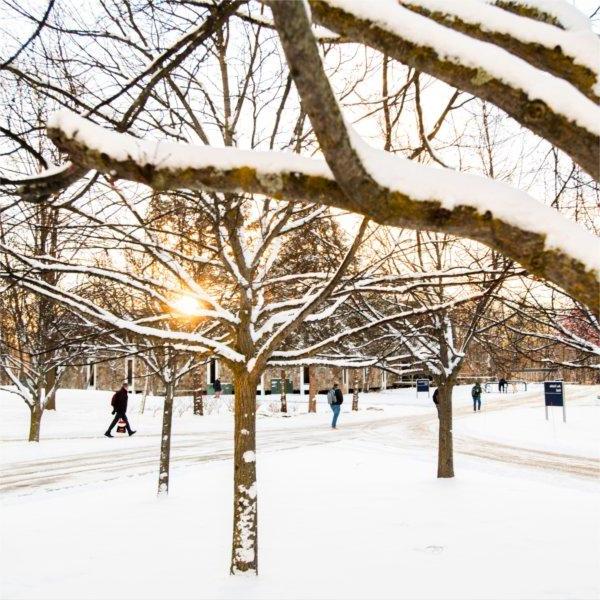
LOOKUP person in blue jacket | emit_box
[327,383,344,428]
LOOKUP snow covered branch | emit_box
[47,111,600,314]
[307,0,600,179]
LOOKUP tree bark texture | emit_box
[28,404,42,442]
[308,365,317,413]
[231,371,258,575]
[280,369,287,413]
[193,390,204,416]
[157,379,175,496]
[44,367,57,410]
[352,373,359,411]
[436,381,454,478]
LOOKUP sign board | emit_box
[544,381,564,406]
[206,382,233,395]
[416,379,430,392]
[271,378,293,395]
[543,381,566,422]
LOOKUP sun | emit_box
[170,295,202,316]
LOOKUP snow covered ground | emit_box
[1,384,599,600]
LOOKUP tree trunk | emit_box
[45,367,57,410]
[231,371,258,575]
[28,404,42,442]
[157,380,175,496]
[364,367,370,393]
[437,380,454,478]
[308,365,317,413]
[280,369,287,413]
[193,390,204,415]
[352,373,359,411]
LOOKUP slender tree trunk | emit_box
[308,365,317,413]
[28,403,42,442]
[437,380,454,478]
[280,369,287,413]
[193,389,204,415]
[352,373,359,411]
[231,370,258,575]
[45,367,57,410]
[139,376,148,415]
[158,379,175,496]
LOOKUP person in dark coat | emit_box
[471,382,482,411]
[213,378,222,399]
[498,377,508,393]
[105,382,136,437]
[433,388,439,418]
[327,383,344,428]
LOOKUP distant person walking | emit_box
[327,383,344,429]
[213,378,222,399]
[105,381,136,438]
[498,377,508,393]
[471,382,482,411]
[433,388,439,417]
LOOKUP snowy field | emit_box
[1,384,599,600]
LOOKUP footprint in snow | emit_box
[415,545,444,555]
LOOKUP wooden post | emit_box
[280,369,287,413]
[352,372,359,411]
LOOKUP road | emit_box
[1,388,598,497]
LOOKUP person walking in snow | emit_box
[105,381,136,437]
[433,387,439,418]
[213,377,222,399]
[498,377,508,393]
[327,383,344,429]
[471,382,482,412]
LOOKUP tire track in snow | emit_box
[2,389,598,496]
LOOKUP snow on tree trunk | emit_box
[352,373,359,411]
[193,390,204,416]
[436,380,454,478]
[231,370,259,575]
[28,404,42,442]
[308,365,317,413]
[157,379,175,496]
[280,369,287,413]
[45,367,57,411]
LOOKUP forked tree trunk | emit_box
[437,380,454,478]
[308,365,317,413]
[280,369,287,413]
[352,373,359,411]
[28,404,42,442]
[158,380,175,496]
[231,371,259,575]
[45,367,57,410]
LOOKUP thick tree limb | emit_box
[47,118,599,315]
[307,0,600,179]
[400,1,599,103]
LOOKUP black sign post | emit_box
[416,378,430,399]
[544,381,566,422]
